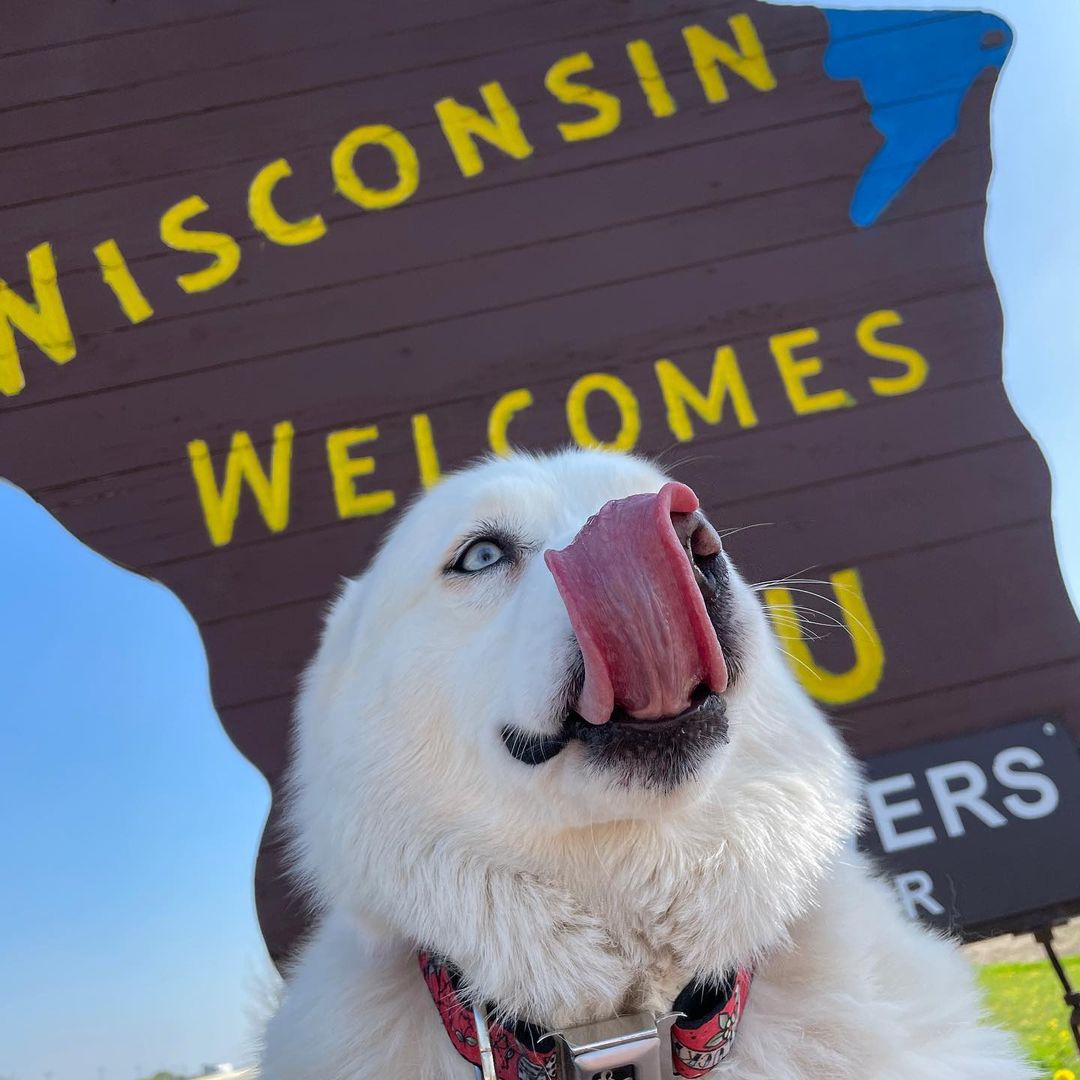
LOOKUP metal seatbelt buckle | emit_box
[544,1010,682,1080]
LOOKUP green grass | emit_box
[978,955,1080,1077]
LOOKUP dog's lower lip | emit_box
[501,688,724,766]
[500,725,571,766]
[599,685,722,732]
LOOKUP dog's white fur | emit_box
[260,450,1032,1079]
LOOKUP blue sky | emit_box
[1,4,1078,1078]
[0,502,272,1079]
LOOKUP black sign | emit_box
[861,718,1080,934]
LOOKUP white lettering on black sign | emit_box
[867,746,1059,853]
[858,720,1080,933]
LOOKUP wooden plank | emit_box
[0,3,252,59]
[0,0,566,63]
[12,183,967,428]
[0,105,881,372]
[0,2,750,143]
[48,308,1013,571]
[0,1,528,113]
[2,199,994,492]
[0,6,836,210]
[0,49,994,303]
[0,9,283,112]
[0,60,860,299]
[798,523,1080,715]
[698,436,1051,584]
[842,658,1080,757]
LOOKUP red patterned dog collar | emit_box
[420,951,752,1079]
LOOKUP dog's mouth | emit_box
[500,482,740,791]
[545,482,729,726]
[501,682,730,788]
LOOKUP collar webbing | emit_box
[419,951,752,1079]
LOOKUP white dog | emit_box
[260,449,1031,1080]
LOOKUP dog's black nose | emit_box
[671,509,722,560]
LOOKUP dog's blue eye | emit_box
[456,539,506,573]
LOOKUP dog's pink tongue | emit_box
[545,482,728,725]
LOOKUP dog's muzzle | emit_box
[500,483,736,784]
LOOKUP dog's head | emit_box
[292,449,846,821]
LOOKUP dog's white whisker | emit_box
[652,448,727,472]
[716,521,775,542]
[765,618,828,642]
[764,586,874,639]
[748,564,825,590]
[774,646,823,680]
[764,606,850,635]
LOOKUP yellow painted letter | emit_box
[248,158,327,246]
[435,82,534,178]
[655,347,757,442]
[626,39,677,118]
[545,52,621,142]
[566,373,641,451]
[326,426,396,518]
[488,388,534,455]
[0,242,76,397]
[770,327,855,415]
[93,239,154,325]
[160,196,241,293]
[187,421,294,547]
[332,124,420,211]
[858,309,929,397]
[764,567,885,706]
[683,15,777,103]
[411,413,443,489]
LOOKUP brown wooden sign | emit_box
[2,1,1078,962]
